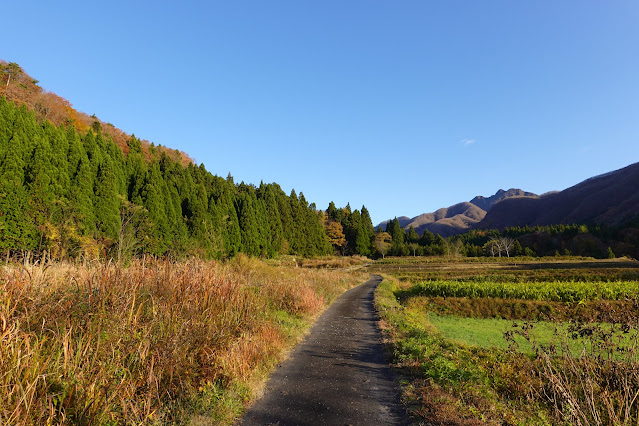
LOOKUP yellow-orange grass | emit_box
[0,254,362,424]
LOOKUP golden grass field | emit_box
[0,255,366,424]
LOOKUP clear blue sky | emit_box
[5,1,639,225]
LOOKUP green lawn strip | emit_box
[425,312,582,355]
[375,278,553,424]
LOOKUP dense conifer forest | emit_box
[0,96,345,260]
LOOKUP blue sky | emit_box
[5,1,639,225]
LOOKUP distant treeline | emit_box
[374,220,639,260]
[0,97,330,260]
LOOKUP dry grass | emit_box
[268,255,369,270]
[0,254,364,424]
[370,256,639,283]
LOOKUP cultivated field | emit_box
[373,256,639,425]
[0,255,366,425]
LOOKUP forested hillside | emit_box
[0,61,191,165]
[0,96,330,260]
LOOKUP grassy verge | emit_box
[375,277,552,425]
[375,255,639,425]
[0,255,366,424]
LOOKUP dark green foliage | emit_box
[0,96,330,259]
[325,203,375,257]
[258,183,284,256]
[94,156,121,240]
[406,225,419,244]
[0,148,36,251]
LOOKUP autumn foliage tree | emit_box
[374,232,392,259]
[323,212,347,254]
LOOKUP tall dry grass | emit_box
[0,254,364,424]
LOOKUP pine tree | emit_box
[237,191,264,256]
[44,123,70,201]
[0,148,36,251]
[25,135,55,246]
[288,189,304,254]
[259,184,284,256]
[419,228,435,246]
[358,206,375,255]
[0,97,16,152]
[387,218,406,255]
[219,188,241,257]
[68,131,95,236]
[406,225,420,244]
[94,156,121,241]
[275,186,293,253]
[142,162,169,254]
[326,201,338,221]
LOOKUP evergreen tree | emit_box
[258,184,284,256]
[94,156,121,241]
[288,189,304,254]
[0,148,36,251]
[216,185,241,257]
[358,206,375,255]
[236,191,262,256]
[419,228,435,246]
[0,97,15,150]
[142,162,169,254]
[387,218,406,255]
[68,133,95,236]
[25,136,55,245]
[406,225,420,244]
[326,201,338,221]
[387,218,405,245]
[44,123,70,201]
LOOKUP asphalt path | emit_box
[240,275,409,426]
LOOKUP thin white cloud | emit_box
[461,138,476,146]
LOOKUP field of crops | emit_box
[369,256,639,283]
[374,256,639,425]
[403,279,639,302]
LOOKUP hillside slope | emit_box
[0,60,192,166]
[379,189,537,237]
[478,162,639,229]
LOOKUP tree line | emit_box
[374,220,639,260]
[0,97,330,261]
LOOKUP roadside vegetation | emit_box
[375,256,639,425]
[0,255,366,424]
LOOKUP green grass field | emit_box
[374,256,639,425]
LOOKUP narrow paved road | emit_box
[240,275,408,426]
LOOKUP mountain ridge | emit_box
[378,188,538,237]
[477,161,639,230]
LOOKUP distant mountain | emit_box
[379,189,537,237]
[477,162,639,230]
[469,188,537,211]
